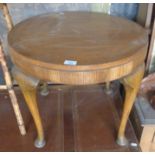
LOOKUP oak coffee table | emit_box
[8,12,148,148]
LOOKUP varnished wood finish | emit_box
[12,67,45,147]
[8,12,148,84]
[117,64,145,145]
[10,48,147,85]
[7,12,148,147]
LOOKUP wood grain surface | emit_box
[8,12,147,69]
[8,12,148,85]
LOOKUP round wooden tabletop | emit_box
[8,12,148,84]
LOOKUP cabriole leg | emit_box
[117,64,144,146]
[12,67,45,148]
[105,82,113,94]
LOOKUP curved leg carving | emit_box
[117,64,145,146]
[12,67,45,148]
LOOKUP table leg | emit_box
[12,67,45,148]
[116,64,144,146]
[40,82,49,96]
[105,82,113,94]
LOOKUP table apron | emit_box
[12,60,144,85]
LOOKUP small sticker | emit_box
[64,60,77,66]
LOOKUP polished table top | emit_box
[8,11,148,148]
[8,12,148,72]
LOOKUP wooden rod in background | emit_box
[0,3,26,135]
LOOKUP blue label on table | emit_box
[64,60,77,66]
